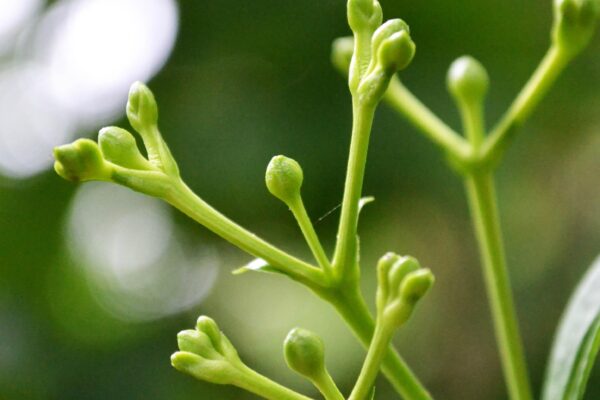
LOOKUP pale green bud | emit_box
[331,36,355,75]
[197,316,223,352]
[170,352,240,385]
[552,0,599,56]
[126,81,158,133]
[376,252,434,327]
[265,155,303,206]
[400,269,435,305]
[98,126,153,170]
[357,19,415,105]
[53,139,112,182]
[177,330,221,360]
[283,328,326,379]
[447,56,489,107]
[371,19,415,73]
[347,0,383,34]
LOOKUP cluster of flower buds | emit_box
[171,316,247,386]
[376,252,434,328]
[552,0,599,57]
[53,82,179,198]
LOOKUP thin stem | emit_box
[348,322,395,400]
[384,77,471,159]
[312,372,345,400]
[289,197,333,275]
[168,180,327,287]
[238,367,313,400]
[332,101,376,280]
[482,46,570,161]
[463,172,533,400]
[331,288,432,400]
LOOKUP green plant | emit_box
[53,0,600,398]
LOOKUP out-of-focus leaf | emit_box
[542,255,600,400]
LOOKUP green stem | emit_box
[312,372,345,400]
[384,77,471,159]
[463,172,533,400]
[332,101,376,280]
[331,288,432,400]
[289,197,333,275]
[238,367,313,400]
[482,46,569,161]
[349,322,395,400]
[168,180,326,287]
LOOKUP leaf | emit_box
[232,258,283,276]
[542,255,600,400]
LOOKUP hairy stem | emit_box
[464,172,533,400]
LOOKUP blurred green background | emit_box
[1,0,599,399]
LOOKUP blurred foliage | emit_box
[1,0,599,399]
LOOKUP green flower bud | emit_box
[53,139,112,182]
[98,126,153,170]
[177,330,221,360]
[552,0,599,56]
[265,155,304,206]
[127,81,158,133]
[447,56,489,107]
[283,328,326,379]
[371,19,415,73]
[197,316,223,352]
[172,316,245,386]
[375,252,434,327]
[400,268,435,305]
[347,0,383,34]
[357,19,415,105]
[331,36,355,75]
[170,352,241,385]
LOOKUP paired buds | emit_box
[53,82,178,198]
[356,19,416,105]
[265,155,304,207]
[376,253,434,327]
[552,0,599,57]
[171,316,246,386]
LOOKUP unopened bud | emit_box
[283,328,326,379]
[98,127,153,170]
[552,0,599,56]
[447,56,489,107]
[347,0,383,34]
[53,139,111,182]
[400,269,435,305]
[127,81,158,133]
[265,155,303,206]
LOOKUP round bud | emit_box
[98,127,152,170]
[283,328,326,379]
[127,81,158,133]
[400,269,435,305]
[447,56,489,106]
[265,155,303,206]
[53,139,110,182]
[331,36,355,74]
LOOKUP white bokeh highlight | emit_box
[0,0,178,179]
[67,183,218,322]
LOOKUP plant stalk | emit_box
[463,172,533,400]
